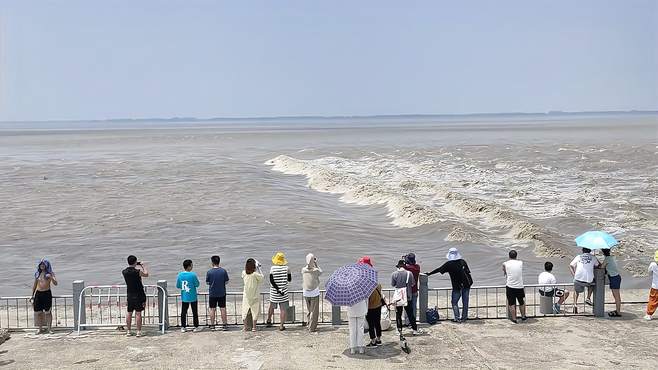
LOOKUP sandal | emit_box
[608,310,622,317]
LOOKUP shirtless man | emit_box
[30,259,58,334]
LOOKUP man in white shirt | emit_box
[503,250,526,323]
[538,262,570,314]
[645,250,658,320]
[569,248,600,313]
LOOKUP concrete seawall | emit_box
[0,289,654,369]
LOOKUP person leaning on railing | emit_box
[425,247,473,323]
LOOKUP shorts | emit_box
[506,286,525,306]
[209,296,226,309]
[539,289,565,298]
[127,295,146,313]
[574,280,593,293]
[269,301,289,310]
[608,274,621,290]
[33,290,52,312]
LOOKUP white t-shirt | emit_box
[649,262,658,289]
[570,253,599,283]
[504,260,524,288]
[538,271,557,292]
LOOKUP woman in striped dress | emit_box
[266,252,292,330]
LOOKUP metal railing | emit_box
[1,281,649,330]
[0,295,74,329]
[76,285,167,334]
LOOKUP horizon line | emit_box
[1,109,657,124]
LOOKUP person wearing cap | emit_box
[426,247,473,323]
[402,253,421,326]
[360,256,384,347]
[391,259,420,335]
[645,250,658,321]
[301,253,322,332]
[267,252,292,331]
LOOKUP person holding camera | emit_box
[122,255,149,337]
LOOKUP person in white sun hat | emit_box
[425,247,473,323]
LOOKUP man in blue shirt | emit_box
[206,255,230,331]
[176,259,201,332]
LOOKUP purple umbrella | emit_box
[325,263,378,306]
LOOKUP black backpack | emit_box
[426,306,440,324]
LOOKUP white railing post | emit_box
[73,280,85,332]
[157,280,168,332]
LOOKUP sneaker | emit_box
[349,348,357,355]
[135,331,142,338]
[358,347,365,354]
[412,329,423,335]
[180,327,187,333]
[266,321,273,328]
[125,331,133,337]
[366,341,377,348]
[193,327,203,333]
[375,339,382,346]
[645,314,653,321]
[47,330,54,335]
[451,319,461,323]
[585,299,593,306]
[509,318,518,324]
[520,316,528,322]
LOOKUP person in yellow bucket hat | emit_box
[645,250,658,320]
[267,252,292,330]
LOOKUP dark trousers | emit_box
[181,301,199,328]
[396,303,417,331]
[366,307,382,340]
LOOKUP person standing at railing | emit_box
[569,248,600,314]
[391,259,420,335]
[359,256,385,347]
[402,253,420,326]
[206,255,230,331]
[601,249,622,317]
[242,258,264,331]
[177,259,201,333]
[301,253,322,333]
[503,250,527,323]
[645,250,658,321]
[425,247,473,323]
[267,252,291,331]
[122,255,149,337]
[31,259,58,334]
[537,262,569,314]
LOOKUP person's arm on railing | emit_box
[425,262,448,276]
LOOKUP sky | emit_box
[0,1,656,121]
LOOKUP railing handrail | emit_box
[76,284,167,335]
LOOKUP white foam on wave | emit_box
[266,154,567,254]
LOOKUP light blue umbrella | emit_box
[575,231,618,249]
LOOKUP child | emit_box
[538,262,570,313]
[645,250,658,320]
[177,259,201,332]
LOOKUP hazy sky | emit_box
[0,1,656,121]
